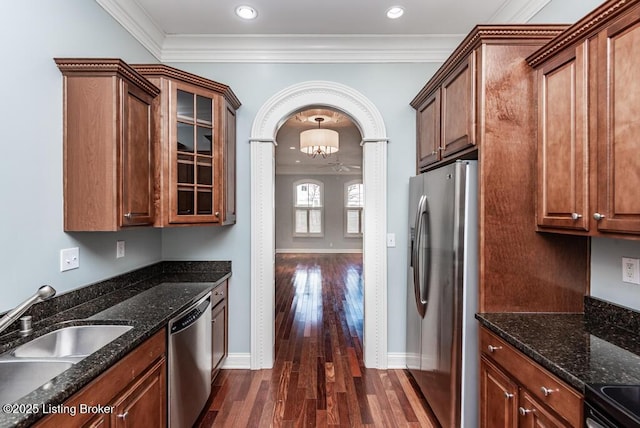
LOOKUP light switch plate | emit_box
[60,247,79,272]
[387,233,396,248]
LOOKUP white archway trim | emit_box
[250,80,388,369]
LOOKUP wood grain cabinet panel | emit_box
[441,53,476,158]
[131,64,241,227]
[56,59,160,231]
[480,357,518,428]
[479,327,582,428]
[529,0,640,238]
[416,89,441,171]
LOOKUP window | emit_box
[294,180,323,236]
[345,181,364,236]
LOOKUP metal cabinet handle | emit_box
[124,212,132,219]
[541,386,555,396]
[571,213,582,220]
[487,345,502,353]
[215,212,220,217]
[518,407,534,416]
[593,213,606,221]
[504,392,514,399]
[117,411,129,419]
[430,151,437,155]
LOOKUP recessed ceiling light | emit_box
[289,146,296,150]
[386,6,404,19]
[236,5,257,20]
[295,160,301,163]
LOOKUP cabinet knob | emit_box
[593,213,606,221]
[571,213,582,220]
[504,392,514,399]
[431,151,437,156]
[541,386,555,396]
[215,212,220,217]
[518,407,534,416]
[124,212,132,219]
[487,345,502,353]
[117,411,129,419]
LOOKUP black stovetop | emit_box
[585,384,640,427]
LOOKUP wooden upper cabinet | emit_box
[131,64,241,227]
[529,0,640,238]
[596,13,640,234]
[536,43,589,231]
[441,53,476,158]
[416,88,441,170]
[56,59,160,231]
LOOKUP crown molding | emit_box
[489,0,552,23]
[95,0,165,60]
[160,34,464,63]
[95,0,549,63]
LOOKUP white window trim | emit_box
[293,179,324,237]
[344,180,364,238]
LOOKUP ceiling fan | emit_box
[319,158,361,172]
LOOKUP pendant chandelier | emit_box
[300,117,339,158]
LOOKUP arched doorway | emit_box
[250,81,388,369]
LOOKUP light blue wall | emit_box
[0,1,161,312]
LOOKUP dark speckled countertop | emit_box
[476,297,640,393]
[0,262,230,428]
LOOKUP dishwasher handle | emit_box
[170,296,211,335]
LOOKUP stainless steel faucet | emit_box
[0,285,56,335]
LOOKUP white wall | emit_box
[0,1,161,312]
[275,174,363,251]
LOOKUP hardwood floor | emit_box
[198,253,437,427]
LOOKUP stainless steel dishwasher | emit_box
[168,293,212,428]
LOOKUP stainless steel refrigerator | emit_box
[406,160,478,428]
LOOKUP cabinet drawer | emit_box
[480,328,582,427]
[211,281,227,308]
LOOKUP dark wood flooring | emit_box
[198,253,436,427]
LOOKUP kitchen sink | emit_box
[11,325,133,359]
[0,360,74,404]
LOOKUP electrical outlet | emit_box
[60,247,79,272]
[622,257,640,285]
[116,240,125,259]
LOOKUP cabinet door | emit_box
[416,89,441,171]
[595,15,640,234]
[111,358,167,428]
[221,102,237,225]
[537,43,589,230]
[211,299,227,380]
[480,357,518,428]
[170,83,220,224]
[518,390,569,428]
[441,53,476,158]
[121,81,155,227]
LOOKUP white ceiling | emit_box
[96,0,552,62]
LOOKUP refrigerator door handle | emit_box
[413,195,428,317]
[420,196,431,308]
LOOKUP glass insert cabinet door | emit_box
[172,88,219,222]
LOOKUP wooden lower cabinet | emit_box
[480,357,518,428]
[480,328,582,428]
[211,281,228,381]
[35,329,166,428]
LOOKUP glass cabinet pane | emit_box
[197,126,212,155]
[177,122,194,152]
[197,161,212,185]
[196,95,212,125]
[177,188,194,215]
[197,190,213,215]
[177,90,194,120]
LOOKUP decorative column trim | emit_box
[250,81,388,369]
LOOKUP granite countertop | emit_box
[0,264,230,428]
[476,303,640,393]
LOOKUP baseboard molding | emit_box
[276,248,363,254]
[221,353,251,369]
[222,353,407,370]
[387,353,407,369]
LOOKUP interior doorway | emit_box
[249,81,389,369]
